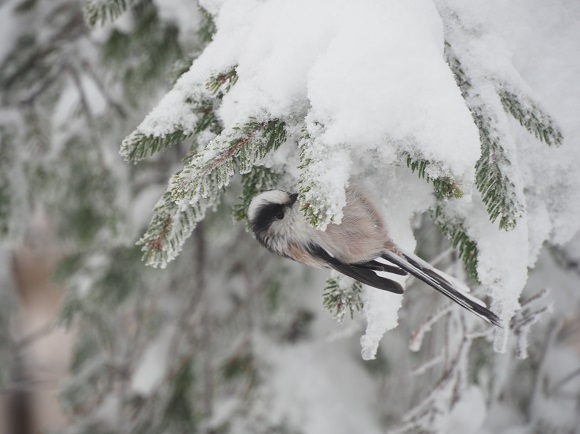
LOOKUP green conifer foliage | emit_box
[404,154,464,200]
[437,41,563,277]
[322,277,364,322]
[446,49,524,231]
[84,0,140,27]
[446,47,562,231]
[432,205,480,281]
[137,191,217,267]
[135,119,286,266]
[499,90,563,147]
[297,122,350,230]
[171,119,287,205]
[1,1,574,432]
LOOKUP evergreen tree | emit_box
[1,0,579,433]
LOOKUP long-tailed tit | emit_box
[248,188,500,326]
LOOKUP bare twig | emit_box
[526,320,561,423]
[511,289,552,359]
[411,353,443,376]
[409,303,453,352]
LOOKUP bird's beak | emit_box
[289,193,298,205]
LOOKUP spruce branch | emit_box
[206,67,238,96]
[232,166,281,223]
[473,110,522,230]
[404,153,464,199]
[120,99,219,163]
[447,49,523,230]
[298,123,350,230]
[322,276,364,322]
[121,65,239,164]
[101,0,182,98]
[298,126,319,227]
[137,191,219,268]
[168,54,199,84]
[171,119,286,206]
[510,288,552,359]
[121,128,185,163]
[138,119,285,267]
[84,0,139,27]
[499,90,563,147]
[432,205,480,282]
[198,7,217,44]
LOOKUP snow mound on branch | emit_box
[138,0,480,184]
[218,0,480,184]
[360,289,403,360]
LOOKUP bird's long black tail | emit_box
[381,250,502,327]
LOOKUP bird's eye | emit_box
[276,211,285,220]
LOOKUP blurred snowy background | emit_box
[1,0,580,433]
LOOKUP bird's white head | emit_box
[247,190,302,254]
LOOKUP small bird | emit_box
[247,188,501,326]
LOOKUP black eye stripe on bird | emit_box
[247,188,502,327]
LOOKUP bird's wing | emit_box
[307,244,406,294]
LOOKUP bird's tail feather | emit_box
[381,250,501,327]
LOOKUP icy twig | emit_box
[409,304,453,352]
[511,288,552,359]
[411,353,443,376]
